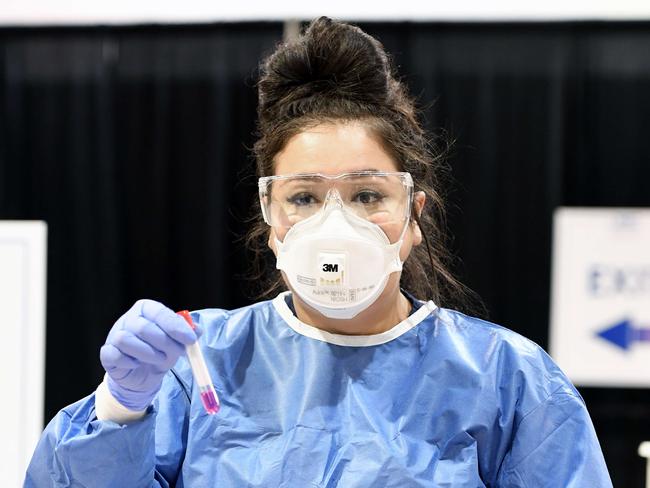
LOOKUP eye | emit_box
[287,192,319,207]
[353,190,384,205]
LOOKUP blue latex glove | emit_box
[100,299,200,411]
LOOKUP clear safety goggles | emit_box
[258,171,414,230]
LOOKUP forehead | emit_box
[273,121,399,176]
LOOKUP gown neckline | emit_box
[272,291,438,347]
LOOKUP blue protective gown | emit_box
[25,292,612,487]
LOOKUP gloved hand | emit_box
[100,299,200,411]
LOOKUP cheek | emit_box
[371,220,415,261]
[268,226,293,254]
[274,227,288,242]
[369,217,402,244]
[399,231,414,262]
[267,228,281,254]
[398,222,422,262]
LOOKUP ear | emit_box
[411,191,426,246]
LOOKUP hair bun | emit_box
[258,17,393,124]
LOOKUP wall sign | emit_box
[0,221,47,487]
[550,208,650,387]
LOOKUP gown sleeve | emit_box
[495,384,613,488]
[24,370,191,488]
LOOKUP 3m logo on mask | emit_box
[318,253,346,286]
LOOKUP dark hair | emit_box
[247,16,483,315]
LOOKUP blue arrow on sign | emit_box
[596,319,650,351]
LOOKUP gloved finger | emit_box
[100,343,140,370]
[105,313,129,344]
[128,316,186,359]
[110,329,169,365]
[105,366,135,382]
[176,312,204,339]
[137,300,197,345]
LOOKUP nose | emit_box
[322,188,345,212]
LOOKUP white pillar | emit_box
[639,442,650,488]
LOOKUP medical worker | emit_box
[25,17,612,487]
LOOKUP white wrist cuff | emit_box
[95,375,148,424]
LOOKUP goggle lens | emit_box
[259,172,413,230]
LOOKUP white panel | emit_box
[549,208,650,387]
[1,0,650,25]
[0,221,47,487]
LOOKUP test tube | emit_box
[177,310,220,415]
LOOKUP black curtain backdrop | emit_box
[356,22,650,488]
[0,21,282,430]
[1,21,649,486]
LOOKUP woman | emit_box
[25,17,612,487]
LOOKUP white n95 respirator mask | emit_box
[274,190,405,319]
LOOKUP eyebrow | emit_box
[274,169,388,180]
[314,168,384,176]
